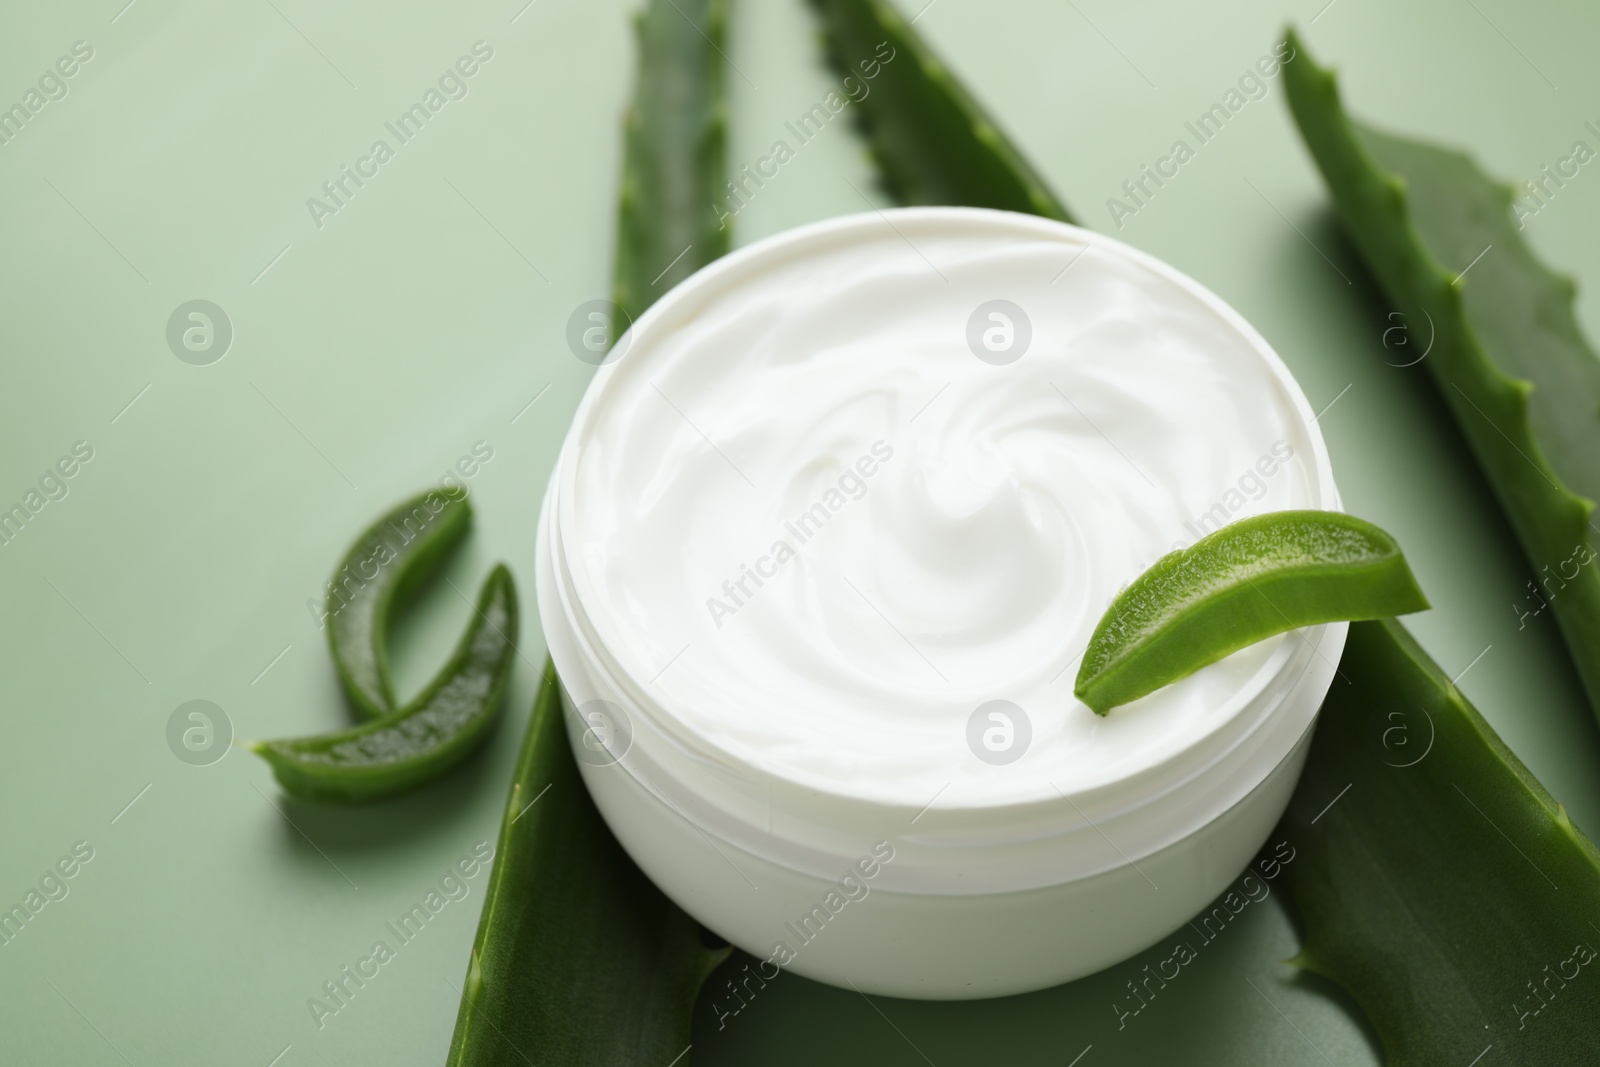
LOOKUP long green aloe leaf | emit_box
[1280,618,1600,1062]
[613,0,729,325]
[445,663,727,1066]
[807,0,1073,221]
[1282,29,1600,719]
[448,2,731,1061]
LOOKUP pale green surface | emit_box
[1,0,1597,1063]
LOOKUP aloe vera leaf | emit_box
[1282,29,1600,717]
[1076,511,1428,714]
[806,0,1073,221]
[326,489,474,719]
[447,2,732,1059]
[612,0,729,326]
[252,565,518,804]
[445,663,728,1066]
[1279,617,1600,1062]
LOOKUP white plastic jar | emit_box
[536,207,1343,999]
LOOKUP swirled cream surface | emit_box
[558,209,1330,808]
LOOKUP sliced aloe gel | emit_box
[1075,510,1428,713]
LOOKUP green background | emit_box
[2,0,1596,1062]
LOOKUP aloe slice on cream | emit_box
[1076,510,1428,714]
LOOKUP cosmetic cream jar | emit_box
[536,207,1343,999]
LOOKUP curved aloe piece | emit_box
[1283,29,1600,719]
[1280,618,1600,1061]
[807,0,1073,221]
[253,565,518,803]
[445,663,729,1066]
[325,489,474,719]
[1075,511,1427,713]
[613,0,729,325]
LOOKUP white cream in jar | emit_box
[538,207,1342,997]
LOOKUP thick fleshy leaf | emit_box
[1280,618,1600,1063]
[445,663,728,1066]
[613,0,730,324]
[447,1,732,1060]
[1282,28,1600,719]
[807,0,1073,221]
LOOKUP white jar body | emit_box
[559,675,1322,999]
[535,207,1345,999]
